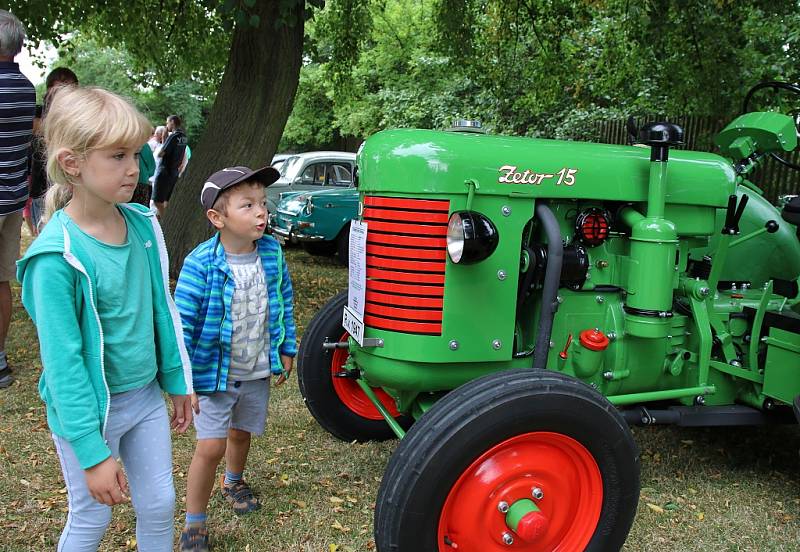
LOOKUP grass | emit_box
[1,240,799,551]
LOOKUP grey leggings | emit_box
[53,380,175,551]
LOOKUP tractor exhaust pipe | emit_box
[532,203,563,370]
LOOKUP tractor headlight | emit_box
[446,210,499,264]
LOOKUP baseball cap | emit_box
[200,165,280,210]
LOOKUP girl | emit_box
[16,86,193,551]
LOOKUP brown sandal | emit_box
[219,475,261,515]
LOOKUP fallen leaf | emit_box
[646,503,665,514]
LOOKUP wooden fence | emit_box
[595,116,799,202]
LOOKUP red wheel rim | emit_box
[437,432,602,551]
[330,332,400,420]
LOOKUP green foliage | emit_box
[279,64,335,151]
[49,35,212,139]
[283,0,800,151]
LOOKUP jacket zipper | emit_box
[61,227,111,443]
[216,273,229,392]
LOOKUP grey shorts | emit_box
[194,378,270,440]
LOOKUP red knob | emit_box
[515,510,549,542]
[579,328,609,351]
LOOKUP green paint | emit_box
[335,112,800,428]
[354,378,406,439]
[505,499,540,534]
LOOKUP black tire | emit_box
[375,369,640,552]
[302,241,337,257]
[335,223,350,266]
[298,291,411,441]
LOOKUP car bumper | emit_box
[271,224,325,244]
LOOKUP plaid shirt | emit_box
[175,234,297,393]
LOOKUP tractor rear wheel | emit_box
[298,291,410,441]
[374,369,639,552]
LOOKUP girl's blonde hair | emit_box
[43,87,153,220]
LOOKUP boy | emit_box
[175,165,297,551]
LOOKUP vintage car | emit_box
[271,185,358,264]
[266,151,356,214]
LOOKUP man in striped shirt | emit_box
[0,10,35,388]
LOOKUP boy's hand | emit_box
[169,394,193,433]
[190,392,200,414]
[85,456,128,506]
[274,354,294,386]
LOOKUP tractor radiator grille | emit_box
[362,195,450,335]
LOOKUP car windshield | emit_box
[279,156,303,178]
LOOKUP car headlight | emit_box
[304,196,314,215]
[446,210,499,264]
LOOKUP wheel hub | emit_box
[437,432,603,551]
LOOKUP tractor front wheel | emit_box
[375,369,639,552]
[298,291,410,441]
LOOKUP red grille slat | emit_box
[367,244,446,261]
[367,256,445,273]
[366,290,444,309]
[368,280,443,297]
[363,207,450,225]
[368,233,447,249]
[365,303,443,322]
[367,219,448,236]
[367,267,445,284]
[364,315,444,335]
[364,196,450,212]
[363,196,449,335]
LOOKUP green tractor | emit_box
[297,82,800,551]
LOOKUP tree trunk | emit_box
[163,1,304,276]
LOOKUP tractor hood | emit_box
[358,129,737,208]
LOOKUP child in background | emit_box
[16,86,193,551]
[175,165,297,551]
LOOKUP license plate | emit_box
[342,306,365,346]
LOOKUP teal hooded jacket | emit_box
[16,203,192,469]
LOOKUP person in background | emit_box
[131,143,156,207]
[0,10,35,389]
[28,68,79,235]
[152,115,187,218]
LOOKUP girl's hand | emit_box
[85,457,128,506]
[274,355,294,386]
[169,394,193,433]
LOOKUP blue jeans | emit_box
[53,381,175,551]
